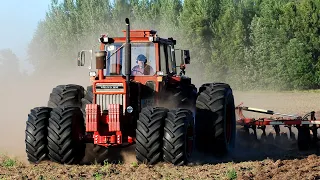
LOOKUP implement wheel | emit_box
[195,83,236,155]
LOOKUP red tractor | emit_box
[25,18,236,165]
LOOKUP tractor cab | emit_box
[77,29,190,83]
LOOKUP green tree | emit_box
[208,1,246,88]
[292,0,320,89]
[179,0,220,80]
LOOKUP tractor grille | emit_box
[96,94,125,113]
[95,83,125,113]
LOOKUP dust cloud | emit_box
[0,54,92,162]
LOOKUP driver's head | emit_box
[136,54,147,68]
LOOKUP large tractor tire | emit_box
[174,84,197,108]
[48,84,84,108]
[25,107,52,163]
[136,106,168,165]
[47,106,85,164]
[163,83,197,110]
[163,109,195,165]
[195,83,236,155]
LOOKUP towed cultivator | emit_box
[236,103,319,150]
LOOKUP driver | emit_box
[131,54,154,75]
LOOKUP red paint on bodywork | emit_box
[86,104,99,132]
[108,104,120,132]
[86,103,120,132]
[92,131,123,147]
[85,103,127,147]
[122,29,157,37]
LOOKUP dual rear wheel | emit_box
[135,83,236,165]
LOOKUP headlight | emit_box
[157,71,164,76]
[89,71,96,77]
[126,106,133,113]
[99,34,114,44]
[99,34,109,43]
[103,37,109,42]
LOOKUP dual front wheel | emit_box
[25,84,85,164]
[135,107,195,166]
[25,106,85,164]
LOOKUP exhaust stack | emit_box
[125,18,131,82]
[125,18,131,108]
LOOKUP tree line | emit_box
[0,49,26,82]
[27,0,320,90]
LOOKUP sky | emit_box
[0,0,51,72]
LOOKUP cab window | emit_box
[104,42,156,76]
[166,45,173,74]
[159,44,167,74]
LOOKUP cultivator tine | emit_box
[252,125,257,139]
[261,125,267,136]
[285,125,295,140]
[311,124,318,142]
[258,125,267,139]
[244,125,250,134]
[273,125,280,137]
[310,112,319,143]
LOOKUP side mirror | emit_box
[77,51,86,66]
[77,50,93,69]
[183,50,190,64]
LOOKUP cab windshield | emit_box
[104,42,156,76]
